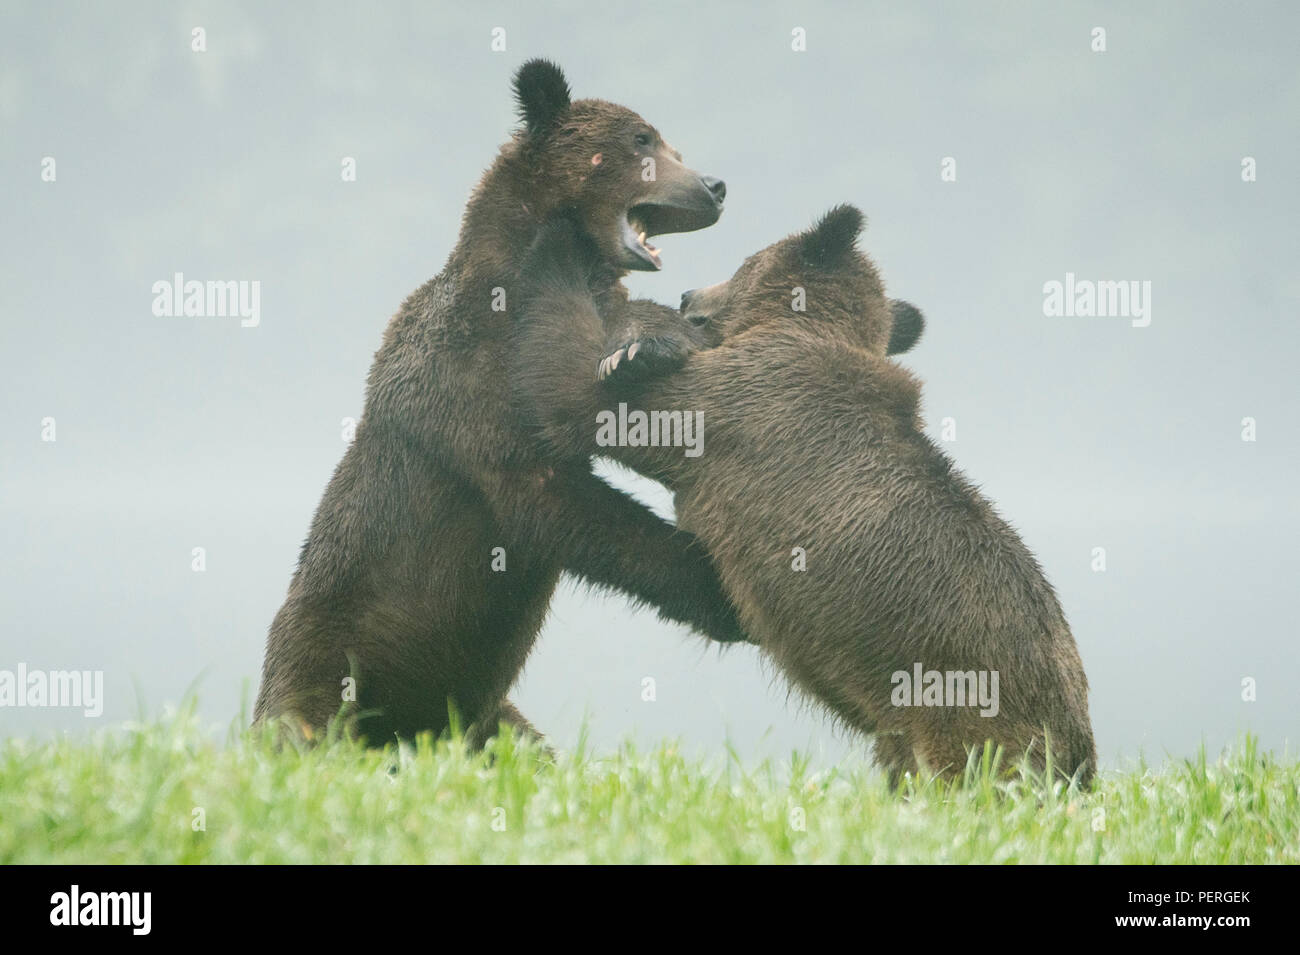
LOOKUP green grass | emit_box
[1,707,1295,864]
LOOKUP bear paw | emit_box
[596,336,691,383]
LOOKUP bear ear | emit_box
[513,59,572,136]
[798,204,865,268]
[886,299,925,355]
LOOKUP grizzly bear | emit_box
[253,60,742,746]
[512,206,1097,786]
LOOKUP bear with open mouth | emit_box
[253,60,743,747]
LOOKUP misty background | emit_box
[2,1,1296,770]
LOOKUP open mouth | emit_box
[621,210,662,270]
[620,200,723,271]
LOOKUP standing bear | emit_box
[253,60,740,745]
[512,207,1097,786]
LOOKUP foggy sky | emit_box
[1,1,1296,770]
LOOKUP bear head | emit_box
[512,59,726,272]
[678,204,923,356]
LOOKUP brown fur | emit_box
[253,61,740,747]
[513,206,1097,786]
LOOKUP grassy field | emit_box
[1,707,1295,864]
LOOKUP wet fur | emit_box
[513,208,1096,786]
[253,61,742,747]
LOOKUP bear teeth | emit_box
[623,214,661,264]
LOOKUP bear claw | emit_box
[598,347,630,381]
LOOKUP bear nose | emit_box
[701,177,726,204]
[680,289,696,312]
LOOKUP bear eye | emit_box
[634,132,653,148]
